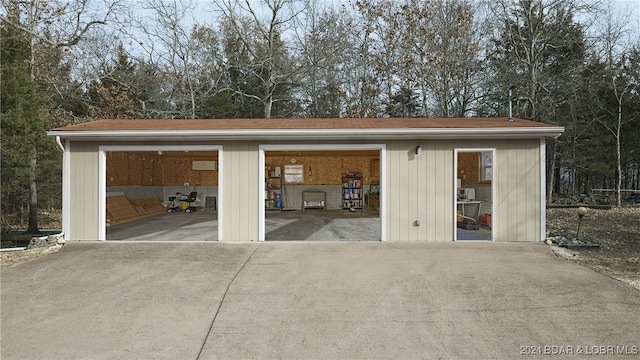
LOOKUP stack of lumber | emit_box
[130,198,166,213]
[106,195,166,226]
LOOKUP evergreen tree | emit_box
[84,45,142,119]
[1,23,51,232]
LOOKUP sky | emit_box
[119,0,640,53]
[180,0,640,31]
[621,0,640,31]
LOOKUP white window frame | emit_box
[453,148,496,241]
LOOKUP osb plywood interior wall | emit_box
[107,150,380,186]
[457,152,491,186]
[266,151,380,185]
[107,151,218,186]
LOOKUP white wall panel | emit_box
[69,142,100,240]
[221,141,260,241]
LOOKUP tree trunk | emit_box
[26,7,39,234]
[27,152,39,233]
[616,99,622,206]
[264,95,273,119]
[547,139,558,203]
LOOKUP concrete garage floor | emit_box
[107,211,219,241]
[458,226,492,240]
[107,209,382,241]
[107,209,489,241]
[265,210,380,241]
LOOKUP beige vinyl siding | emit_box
[69,141,100,240]
[221,141,260,241]
[494,139,541,242]
[457,138,540,241]
[62,138,542,242]
[385,141,454,241]
[431,141,455,241]
[384,139,541,242]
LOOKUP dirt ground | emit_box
[2,208,639,292]
[546,206,640,291]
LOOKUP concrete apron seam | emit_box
[196,243,263,360]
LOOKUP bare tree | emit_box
[292,0,354,117]
[129,0,201,118]
[425,0,484,117]
[352,0,485,118]
[486,0,590,203]
[213,0,302,118]
[586,3,638,206]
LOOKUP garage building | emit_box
[47,117,564,242]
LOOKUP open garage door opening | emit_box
[259,145,385,241]
[454,149,494,241]
[100,146,221,241]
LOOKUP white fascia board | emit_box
[47,126,564,141]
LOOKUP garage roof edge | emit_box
[48,127,564,141]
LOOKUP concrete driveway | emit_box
[2,242,639,359]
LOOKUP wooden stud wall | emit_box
[106,151,218,186]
